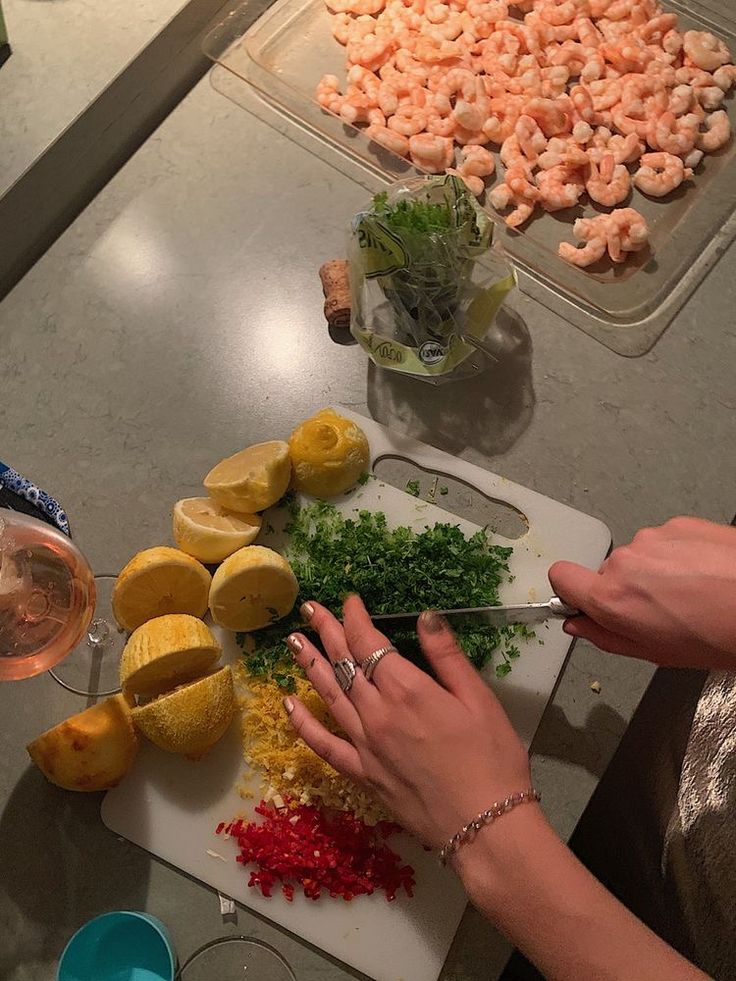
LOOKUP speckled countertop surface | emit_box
[0,75,734,980]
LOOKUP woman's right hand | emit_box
[549,516,736,670]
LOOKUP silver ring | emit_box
[362,646,397,683]
[333,658,358,693]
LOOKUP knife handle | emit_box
[549,596,581,618]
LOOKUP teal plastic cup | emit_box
[57,911,176,981]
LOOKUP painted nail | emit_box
[419,610,448,633]
[300,601,315,621]
[287,633,303,654]
[283,697,294,715]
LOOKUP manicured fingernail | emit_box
[283,697,294,715]
[300,601,315,621]
[419,610,447,633]
[287,633,303,654]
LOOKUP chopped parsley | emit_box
[439,486,449,496]
[405,479,421,497]
[238,500,533,683]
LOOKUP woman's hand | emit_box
[550,516,736,669]
[284,594,534,848]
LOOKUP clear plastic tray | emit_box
[203,0,736,355]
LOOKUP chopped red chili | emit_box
[217,800,415,902]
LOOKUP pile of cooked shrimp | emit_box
[315,0,734,267]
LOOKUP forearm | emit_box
[453,806,708,981]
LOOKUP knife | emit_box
[372,596,580,632]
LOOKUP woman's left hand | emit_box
[284,594,534,848]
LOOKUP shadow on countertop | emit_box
[0,766,151,979]
[366,307,535,458]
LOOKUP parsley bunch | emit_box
[238,499,531,686]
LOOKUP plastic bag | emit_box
[349,175,516,381]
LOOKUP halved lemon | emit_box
[112,546,211,633]
[173,497,261,564]
[208,545,298,632]
[204,440,291,513]
[289,408,370,498]
[120,613,221,697]
[27,694,138,791]
[132,666,235,760]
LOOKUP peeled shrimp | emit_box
[647,111,698,155]
[696,110,731,153]
[365,123,410,155]
[585,152,631,206]
[408,132,454,171]
[459,144,496,177]
[558,233,607,267]
[682,30,731,73]
[316,74,345,113]
[515,114,547,162]
[633,151,692,196]
[536,164,585,210]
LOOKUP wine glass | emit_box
[0,511,124,696]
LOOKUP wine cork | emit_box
[319,260,351,329]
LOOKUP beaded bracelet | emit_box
[439,788,541,865]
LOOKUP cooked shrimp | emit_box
[316,74,344,113]
[427,113,457,136]
[637,13,677,44]
[347,65,382,102]
[459,143,496,176]
[682,147,703,170]
[713,65,736,93]
[536,165,585,210]
[452,99,486,131]
[633,151,692,196]
[585,152,630,206]
[647,111,697,155]
[696,86,725,111]
[558,234,607,267]
[387,104,429,135]
[365,123,410,155]
[607,132,643,164]
[696,110,731,153]
[682,30,731,73]
[608,207,649,252]
[346,33,396,70]
[515,114,547,163]
[524,97,569,136]
[669,84,694,116]
[408,132,455,171]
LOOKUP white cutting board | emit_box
[103,409,611,981]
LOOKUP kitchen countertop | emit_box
[0,0,187,198]
[0,74,735,981]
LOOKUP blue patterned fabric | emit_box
[0,461,70,536]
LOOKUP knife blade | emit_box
[372,596,579,632]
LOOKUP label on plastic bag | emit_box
[352,214,408,278]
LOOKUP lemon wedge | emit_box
[209,545,298,631]
[132,666,235,760]
[112,546,211,632]
[289,408,369,498]
[27,695,138,791]
[120,613,221,697]
[204,440,291,513]
[173,497,261,564]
